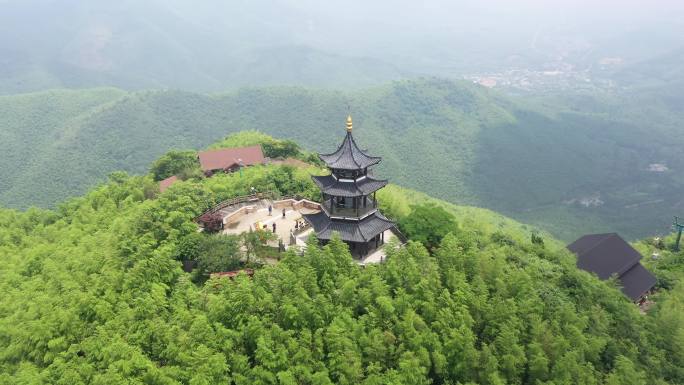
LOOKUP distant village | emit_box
[464,56,626,93]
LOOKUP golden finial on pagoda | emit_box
[346,115,353,132]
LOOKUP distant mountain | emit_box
[3,0,683,95]
[611,47,684,88]
[0,0,406,94]
[2,79,682,241]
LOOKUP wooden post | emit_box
[675,217,684,251]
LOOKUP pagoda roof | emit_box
[302,211,395,243]
[319,132,381,170]
[312,174,388,197]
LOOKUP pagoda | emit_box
[303,115,396,257]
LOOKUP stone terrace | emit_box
[216,197,397,264]
[220,198,319,248]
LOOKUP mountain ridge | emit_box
[1,79,682,241]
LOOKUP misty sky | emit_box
[1,0,682,92]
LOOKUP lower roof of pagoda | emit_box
[312,174,388,197]
[302,211,395,243]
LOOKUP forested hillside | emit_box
[2,134,684,384]
[0,0,408,94]
[2,79,682,241]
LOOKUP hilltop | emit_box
[1,132,683,384]
[2,79,683,241]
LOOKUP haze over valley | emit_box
[5,2,684,384]
[2,0,684,240]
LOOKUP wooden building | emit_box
[567,233,656,301]
[303,115,396,257]
[158,175,178,193]
[197,145,265,176]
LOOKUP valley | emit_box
[2,79,682,241]
[2,1,684,384]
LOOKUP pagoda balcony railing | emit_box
[321,198,377,219]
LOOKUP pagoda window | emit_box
[337,169,356,178]
[336,197,351,208]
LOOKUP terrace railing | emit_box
[195,191,277,221]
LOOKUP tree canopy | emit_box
[399,203,458,250]
[150,150,201,181]
[1,153,683,384]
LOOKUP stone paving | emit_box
[220,199,397,264]
[221,200,317,246]
[356,229,398,265]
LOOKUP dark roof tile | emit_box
[567,233,655,300]
[303,211,395,243]
[319,132,381,170]
[312,175,388,197]
[568,233,642,279]
[619,263,657,301]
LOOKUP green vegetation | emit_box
[189,233,242,277]
[1,135,684,384]
[1,80,683,242]
[398,204,457,250]
[210,131,321,165]
[150,150,202,181]
[0,1,410,95]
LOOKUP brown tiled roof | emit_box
[198,145,265,172]
[159,175,178,193]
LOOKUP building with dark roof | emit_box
[303,115,396,257]
[197,145,265,175]
[567,233,656,301]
